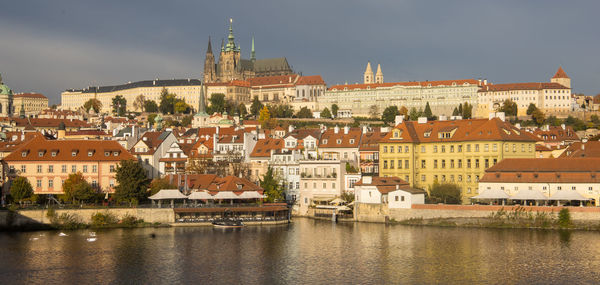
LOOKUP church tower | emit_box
[203,37,217,83]
[551,66,571,88]
[364,61,374,84]
[375,64,384,83]
[218,18,242,82]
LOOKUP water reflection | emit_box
[0,220,599,284]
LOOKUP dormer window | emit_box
[21,151,27,157]
[88,150,95,157]
[349,139,355,144]
[38,150,45,157]
[237,184,243,190]
[336,139,342,144]
[113,151,119,156]
[71,150,78,157]
[323,139,328,144]
[51,151,58,157]
[105,151,110,156]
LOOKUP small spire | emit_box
[553,66,569,79]
[220,38,224,52]
[251,36,256,61]
[206,36,213,54]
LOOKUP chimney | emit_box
[334,125,339,134]
[439,115,447,121]
[344,126,349,134]
[417,117,427,124]
[362,125,367,133]
[484,79,488,85]
[561,124,566,130]
[395,115,404,126]
[288,125,294,133]
[362,176,372,184]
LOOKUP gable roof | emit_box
[253,57,291,73]
[531,126,578,143]
[559,141,600,158]
[13,93,47,99]
[248,74,299,87]
[355,176,425,194]
[296,75,326,86]
[481,158,600,183]
[552,66,569,79]
[4,135,134,162]
[130,131,171,155]
[250,138,284,158]
[319,127,362,148]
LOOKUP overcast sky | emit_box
[1,0,599,104]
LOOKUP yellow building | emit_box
[379,116,537,203]
[13,93,48,116]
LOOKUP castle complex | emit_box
[203,19,294,83]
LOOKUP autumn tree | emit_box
[531,109,546,126]
[526,103,538,116]
[499,99,518,117]
[399,106,408,119]
[321,107,332,119]
[369,105,379,119]
[149,177,177,196]
[159,87,176,114]
[10,177,33,206]
[83,98,102,113]
[428,182,462,204]
[382,106,400,124]
[62,173,97,204]
[133,95,146,112]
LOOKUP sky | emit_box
[1,0,599,104]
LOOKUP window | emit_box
[467,175,471,182]
[72,165,76,173]
[572,186,576,190]
[332,183,336,189]
[434,160,438,168]
[405,160,409,169]
[441,175,446,182]
[48,165,53,173]
[110,179,115,187]
[62,165,67,173]
[458,145,462,152]
[37,165,42,173]
[110,165,115,173]
[433,146,438,153]
[405,175,409,182]
[505,144,509,151]
[466,144,471,152]
[421,160,426,168]
[395,196,399,201]
[450,160,454,168]
[398,160,402,169]
[405,146,409,153]
[458,175,462,182]
[441,160,446,168]
[20,165,26,173]
[493,144,497,152]
[383,146,388,153]
[475,159,480,168]
[458,159,462,168]
[390,160,395,169]
[441,146,445,153]
[485,159,489,168]
[421,146,426,153]
[390,146,394,153]
[83,165,88,173]
[48,180,53,188]
[450,145,454,153]
[434,175,438,182]
[475,144,479,152]
[558,186,562,190]
[36,179,42,188]
[383,160,388,169]
[401,196,405,202]
[421,175,426,182]
[323,183,326,189]
[493,158,497,165]
[398,146,402,153]
[92,165,97,173]
[92,180,98,188]
[475,175,479,182]
[296,182,300,189]
[484,144,489,152]
[512,144,516,152]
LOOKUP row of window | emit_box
[495,185,595,193]
[303,182,337,190]
[34,178,114,189]
[427,174,479,183]
[383,143,533,154]
[382,160,410,169]
[20,164,116,174]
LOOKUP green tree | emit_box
[147,113,158,126]
[148,177,177,196]
[428,182,462,204]
[159,88,176,114]
[10,177,33,206]
[558,208,572,228]
[144,100,159,113]
[382,105,400,124]
[83,98,102,113]
[261,167,283,203]
[462,102,472,119]
[269,104,294,118]
[112,95,127,116]
[321,107,332,119]
[113,160,149,206]
[181,115,193,127]
[591,115,600,125]
[237,103,248,117]
[458,103,463,115]
[452,107,459,116]
[208,93,226,113]
[499,99,518,116]
[296,107,313,118]
[250,96,263,116]
[526,103,538,115]
[545,115,561,127]
[331,104,339,118]
[531,109,546,126]
[174,100,190,114]
[423,102,433,119]
[62,172,97,204]
[408,107,420,120]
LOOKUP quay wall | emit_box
[355,203,600,223]
[0,208,175,227]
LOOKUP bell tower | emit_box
[364,61,374,84]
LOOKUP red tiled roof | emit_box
[4,135,134,162]
[296,75,325,86]
[478,82,568,92]
[250,138,284,157]
[359,128,388,151]
[559,141,600,158]
[130,131,169,155]
[206,176,263,192]
[248,74,299,87]
[531,126,578,143]
[552,66,569,79]
[328,79,479,91]
[0,118,91,128]
[319,127,362,148]
[380,118,538,143]
[13,93,47,99]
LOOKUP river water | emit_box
[0,218,599,284]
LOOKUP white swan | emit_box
[86,237,97,242]
[58,232,68,237]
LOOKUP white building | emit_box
[130,131,177,179]
[298,159,346,214]
[355,176,425,209]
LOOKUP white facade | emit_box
[478,181,600,204]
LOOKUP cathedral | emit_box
[203,19,294,83]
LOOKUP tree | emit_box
[113,160,149,206]
[149,177,177,196]
[259,105,271,122]
[261,167,283,203]
[499,99,518,117]
[458,103,463,115]
[208,93,226,113]
[174,100,190,114]
[181,115,193,127]
[428,182,462,204]
[531,109,546,126]
[321,107,332,119]
[144,100,159,113]
[296,107,313,118]
[250,96,263,116]
[268,104,294,118]
[591,115,600,125]
[369,105,379,119]
[112,95,127,116]
[526,103,538,116]
[133,95,146,112]
[409,107,420,121]
[237,103,248,117]
[382,106,400,124]
[83,98,102,113]
[147,113,158,126]
[62,173,97,204]
[452,107,459,116]
[159,87,176,114]
[545,115,561,127]
[10,177,33,206]
[331,104,339,118]
[399,106,408,119]
[423,102,433,119]
[462,102,472,119]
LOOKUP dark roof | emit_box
[253,58,291,72]
[68,79,202,93]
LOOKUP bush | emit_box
[54,213,85,230]
[120,214,143,226]
[91,212,119,227]
[428,182,462,204]
[558,208,571,228]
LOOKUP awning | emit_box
[149,189,187,200]
[311,196,335,202]
[337,205,352,211]
[238,192,266,199]
[187,191,214,200]
[213,191,242,199]
[471,189,510,200]
[329,198,345,205]
[549,190,590,201]
[510,189,548,200]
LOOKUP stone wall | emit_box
[355,203,600,223]
[0,208,175,227]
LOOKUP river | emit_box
[0,218,598,284]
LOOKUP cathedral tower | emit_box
[218,18,242,82]
[203,37,217,83]
[364,61,374,84]
[375,64,384,83]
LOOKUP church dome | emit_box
[0,74,12,95]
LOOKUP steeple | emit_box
[220,38,225,52]
[551,66,571,88]
[225,18,239,52]
[375,64,384,83]
[364,61,374,84]
[251,36,256,62]
[195,81,208,117]
[206,36,213,54]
